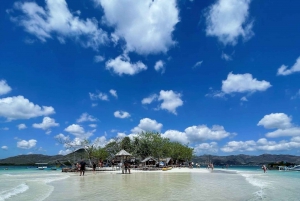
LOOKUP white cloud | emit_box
[221,140,256,152]
[64,124,94,139]
[277,56,300,76]
[221,52,232,61]
[0,80,12,95]
[257,113,292,129]
[193,61,203,68]
[96,0,179,55]
[32,117,59,131]
[54,133,70,142]
[291,89,300,100]
[17,139,37,149]
[158,90,183,115]
[241,96,248,101]
[141,94,158,104]
[89,124,97,128]
[89,92,109,101]
[105,54,147,76]
[222,138,300,152]
[93,136,109,148]
[185,125,231,141]
[154,60,165,74]
[131,118,163,134]
[94,55,105,63]
[205,0,253,45]
[0,96,55,121]
[162,130,188,144]
[76,113,97,123]
[265,128,300,138]
[58,149,72,155]
[162,124,233,145]
[1,146,8,150]
[10,0,108,50]
[109,89,118,98]
[221,72,271,94]
[17,124,27,130]
[114,111,130,119]
[194,142,218,155]
[1,127,9,131]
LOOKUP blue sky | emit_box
[1,0,300,159]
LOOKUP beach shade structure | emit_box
[115,149,132,174]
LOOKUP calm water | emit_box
[0,166,299,201]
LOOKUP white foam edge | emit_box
[0,183,29,201]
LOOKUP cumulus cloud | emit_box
[94,55,105,63]
[162,130,188,144]
[109,89,117,98]
[76,113,97,123]
[0,96,55,121]
[17,124,27,130]
[58,149,72,155]
[154,60,165,74]
[257,113,292,129]
[158,90,183,114]
[64,124,95,139]
[141,90,183,114]
[258,113,300,138]
[162,125,233,145]
[221,140,256,152]
[10,0,107,50]
[96,0,179,55]
[131,118,163,134]
[89,92,109,101]
[205,0,253,45]
[265,128,300,138]
[17,139,37,149]
[194,142,218,155]
[185,125,232,141]
[0,80,12,95]
[114,111,130,119]
[105,54,147,76]
[277,56,300,76]
[54,133,70,142]
[93,136,109,148]
[141,94,158,104]
[1,146,8,150]
[221,138,300,152]
[221,72,271,94]
[32,117,59,132]
[241,96,248,101]
[89,124,97,128]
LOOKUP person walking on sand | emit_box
[79,160,86,176]
[92,162,96,174]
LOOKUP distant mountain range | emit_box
[1,152,300,166]
[193,154,300,165]
[0,149,86,166]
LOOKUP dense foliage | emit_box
[100,132,194,164]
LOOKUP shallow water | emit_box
[0,167,299,201]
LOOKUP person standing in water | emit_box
[262,165,267,173]
[79,160,86,176]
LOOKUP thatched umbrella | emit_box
[115,150,132,174]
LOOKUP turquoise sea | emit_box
[0,166,299,201]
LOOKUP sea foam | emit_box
[0,183,29,201]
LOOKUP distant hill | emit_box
[193,154,300,165]
[1,152,300,166]
[0,149,86,166]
